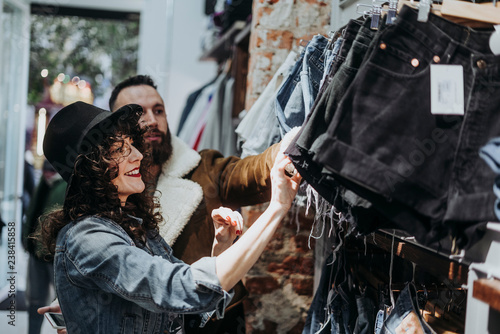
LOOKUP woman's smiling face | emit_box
[110,136,145,205]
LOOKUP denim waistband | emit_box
[398,5,500,69]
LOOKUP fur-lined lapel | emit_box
[156,135,203,245]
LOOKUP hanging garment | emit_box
[380,283,436,334]
[198,72,230,152]
[178,81,217,147]
[309,5,500,249]
[285,18,381,233]
[479,137,500,220]
[237,51,298,157]
[275,34,328,137]
[177,78,217,135]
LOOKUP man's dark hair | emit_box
[109,75,157,111]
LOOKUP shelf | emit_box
[367,230,469,285]
[199,20,248,62]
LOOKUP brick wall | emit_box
[245,0,332,110]
[242,203,316,333]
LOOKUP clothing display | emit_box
[178,68,238,155]
[276,5,500,251]
[227,4,498,334]
[179,2,500,333]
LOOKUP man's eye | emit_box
[154,109,164,115]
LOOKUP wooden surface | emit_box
[367,231,468,285]
[473,278,500,312]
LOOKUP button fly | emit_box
[477,59,487,69]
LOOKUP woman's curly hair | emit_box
[38,110,163,259]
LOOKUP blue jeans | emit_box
[276,34,328,136]
[302,253,335,334]
[480,137,500,220]
[381,283,435,334]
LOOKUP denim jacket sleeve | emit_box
[61,216,232,315]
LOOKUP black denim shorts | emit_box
[311,5,500,245]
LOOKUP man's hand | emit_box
[38,300,67,334]
[211,207,243,256]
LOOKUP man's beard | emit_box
[150,129,173,166]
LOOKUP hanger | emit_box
[441,0,500,25]
[357,0,385,29]
[399,0,500,27]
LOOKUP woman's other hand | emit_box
[211,207,243,256]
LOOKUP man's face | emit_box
[113,85,172,165]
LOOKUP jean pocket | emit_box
[368,27,434,78]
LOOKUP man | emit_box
[110,75,280,333]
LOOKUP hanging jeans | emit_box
[285,18,378,219]
[302,253,336,334]
[479,137,500,220]
[275,34,328,136]
[381,283,436,334]
[311,5,500,248]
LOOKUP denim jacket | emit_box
[54,215,233,334]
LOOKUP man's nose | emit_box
[141,110,158,128]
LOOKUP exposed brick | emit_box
[264,230,285,250]
[254,7,274,27]
[302,0,328,5]
[265,30,294,49]
[300,256,315,276]
[267,262,283,274]
[291,277,314,295]
[268,255,313,275]
[246,276,280,295]
[293,234,311,253]
[252,319,278,334]
[289,320,307,334]
[243,298,257,313]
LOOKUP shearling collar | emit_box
[156,135,203,245]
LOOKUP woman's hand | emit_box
[211,207,244,256]
[269,152,302,211]
[38,299,67,334]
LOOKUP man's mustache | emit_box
[146,130,165,137]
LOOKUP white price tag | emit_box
[430,64,464,116]
[490,25,500,56]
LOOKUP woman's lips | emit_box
[124,168,141,177]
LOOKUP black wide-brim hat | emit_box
[43,101,143,187]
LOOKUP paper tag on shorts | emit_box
[430,64,464,115]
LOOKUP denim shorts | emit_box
[381,283,435,334]
[285,19,378,216]
[275,34,328,135]
[311,5,500,247]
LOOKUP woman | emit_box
[40,101,301,333]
